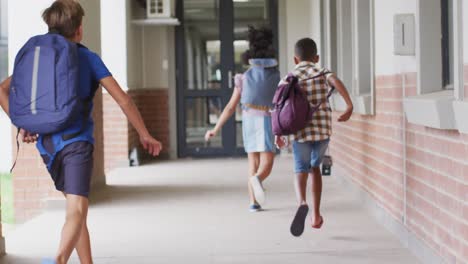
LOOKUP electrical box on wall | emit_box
[147,0,171,18]
[394,14,415,56]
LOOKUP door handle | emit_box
[228,70,233,89]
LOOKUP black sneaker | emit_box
[290,204,309,237]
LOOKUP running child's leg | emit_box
[310,167,323,225]
[290,141,312,236]
[75,220,92,264]
[249,152,270,204]
[256,152,274,181]
[294,172,308,205]
[55,194,89,264]
[60,192,92,264]
[247,152,260,204]
[308,139,329,227]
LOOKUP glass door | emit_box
[176,0,278,157]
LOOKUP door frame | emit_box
[175,0,279,158]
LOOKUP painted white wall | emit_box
[126,0,170,90]
[101,0,128,90]
[284,0,311,71]
[374,0,418,76]
[80,0,102,54]
[309,0,322,58]
[464,0,468,64]
[126,0,143,89]
[280,0,322,73]
[141,27,170,89]
[8,0,52,71]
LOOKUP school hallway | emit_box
[0,157,419,264]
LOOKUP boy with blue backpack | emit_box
[0,1,162,263]
[275,38,353,237]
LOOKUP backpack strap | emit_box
[309,86,335,116]
[301,70,335,117]
[9,128,21,173]
[61,98,92,141]
[299,70,333,82]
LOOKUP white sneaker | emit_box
[249,176,265,205]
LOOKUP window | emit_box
[322,0,374,115]
[416,0,463,96]
[403,0,464,130]
[147,0,171,18]
[441,0,453,89]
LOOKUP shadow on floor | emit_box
[90,183,241,206]
[0,255,39,264]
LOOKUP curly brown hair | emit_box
[242,25,276,65]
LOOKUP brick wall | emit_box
[103,93,129,172]
[11,127,58,222]
[102,89,170,170]
[330,73,468,263]
[128,89,170,161]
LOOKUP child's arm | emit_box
[0,76,11,115]
[205,88,241,141]
[328,75,354,122]
[100,76,162,156]
[0,77,38,143]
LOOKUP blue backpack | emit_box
[9,33,86,136]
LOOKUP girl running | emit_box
[205,26,280,212]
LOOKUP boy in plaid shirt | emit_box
[276,38,353,237]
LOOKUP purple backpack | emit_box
[9,33,83,135]
[271,72,334,136]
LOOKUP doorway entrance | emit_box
[176,0,278,157]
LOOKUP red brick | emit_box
[376,100,403,114]
[408,219,440,253]
[403,72,417,86]
[405,86,417,97]
[407,205,434,235]
[375,74,403,88]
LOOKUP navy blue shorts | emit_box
[41,137,94,197]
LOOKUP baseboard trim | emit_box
[334,165,445,264]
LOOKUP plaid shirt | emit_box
[283,62,334,142]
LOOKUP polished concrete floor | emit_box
[1,157,419,263]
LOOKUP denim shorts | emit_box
[292,139,330,173]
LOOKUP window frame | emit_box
[403,0,464,130]
[415,0,463,98]
[322,0,375,115]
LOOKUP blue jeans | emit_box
[292,139,330,173]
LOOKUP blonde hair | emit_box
[42,0,85,38]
